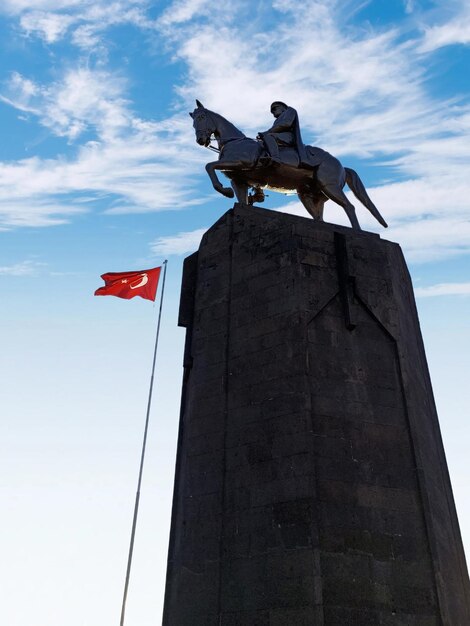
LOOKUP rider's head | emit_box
[270,101,288,118]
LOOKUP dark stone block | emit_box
[269,607,319,626]
[323,606,439,626]
[220,610,270,626]
[322,577,393,610]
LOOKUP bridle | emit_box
[194,108,217,143]
[193,107,242,152]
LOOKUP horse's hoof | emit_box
[214,185,234,198]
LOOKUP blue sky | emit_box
[0,1,469,624]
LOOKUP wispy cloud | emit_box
[0,260,46,275]
[419,3,470,52]
[19,10,75,43]
[0,66,207,227]
[0,195,87,228]
[1,68,131,140]
[1,1,84,12]
[0,72,41,115]
[164,0,425,148]
[403,0,415,14]
[274,178,470,263]
[161,0,470,160]
[414,282,470,297]
[0,139,204,227]
[158,0,208,27]
[150,228,207,256]
[1,1,154,50]
[1,0,470,264]
[158,0,470,261]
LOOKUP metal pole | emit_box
[119,260,168,626]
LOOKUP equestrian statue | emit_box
[190,100,387,231]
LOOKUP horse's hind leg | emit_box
[321,184,361,231]
[231,180,249,204]
[298,189,325,221]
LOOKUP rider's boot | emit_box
[260,134,281,166]
[258,155,281,167]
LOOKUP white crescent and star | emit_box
[129,273,149,289]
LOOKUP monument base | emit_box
[164,205,470,625]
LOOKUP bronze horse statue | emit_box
[190,100,387,231]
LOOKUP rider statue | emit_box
[257,101,310,167]
[190,98,388,230]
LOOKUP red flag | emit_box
[94,267,161,301]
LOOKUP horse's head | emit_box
[189,100,216,147]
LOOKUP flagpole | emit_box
[119,259,168,626]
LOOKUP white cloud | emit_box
[353,176,470,222]
[46,69,129,140]
[419,4,470,52]
[403,0,415,14]
[0,195,86,227]
[0,64,209,227]
[3,68,133,141]
[20,10,75,42]
[163,0,467,162]
[150,228,207,256]
[0,260,46,275]
[385,217,470,263]
[1,1,84,12]
[3,1,153,50]
[0,72,42,114]
[181,9,382,127]
[158,0,470,262]
[271,173,470,263]
[362,178,470,263]
[158,0,208,27]
[0,130,205,227]
[414,282,470,297]
[1,0,470,265]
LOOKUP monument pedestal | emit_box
[163,205,470,625]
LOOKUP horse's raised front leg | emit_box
[205,162,234,198]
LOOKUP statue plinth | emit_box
[163,204,470,625]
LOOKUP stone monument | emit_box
[163,204,470,625]
[163,103,469,624]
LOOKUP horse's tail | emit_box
[345,167,388,228]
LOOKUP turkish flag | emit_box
[94,266,161,301]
